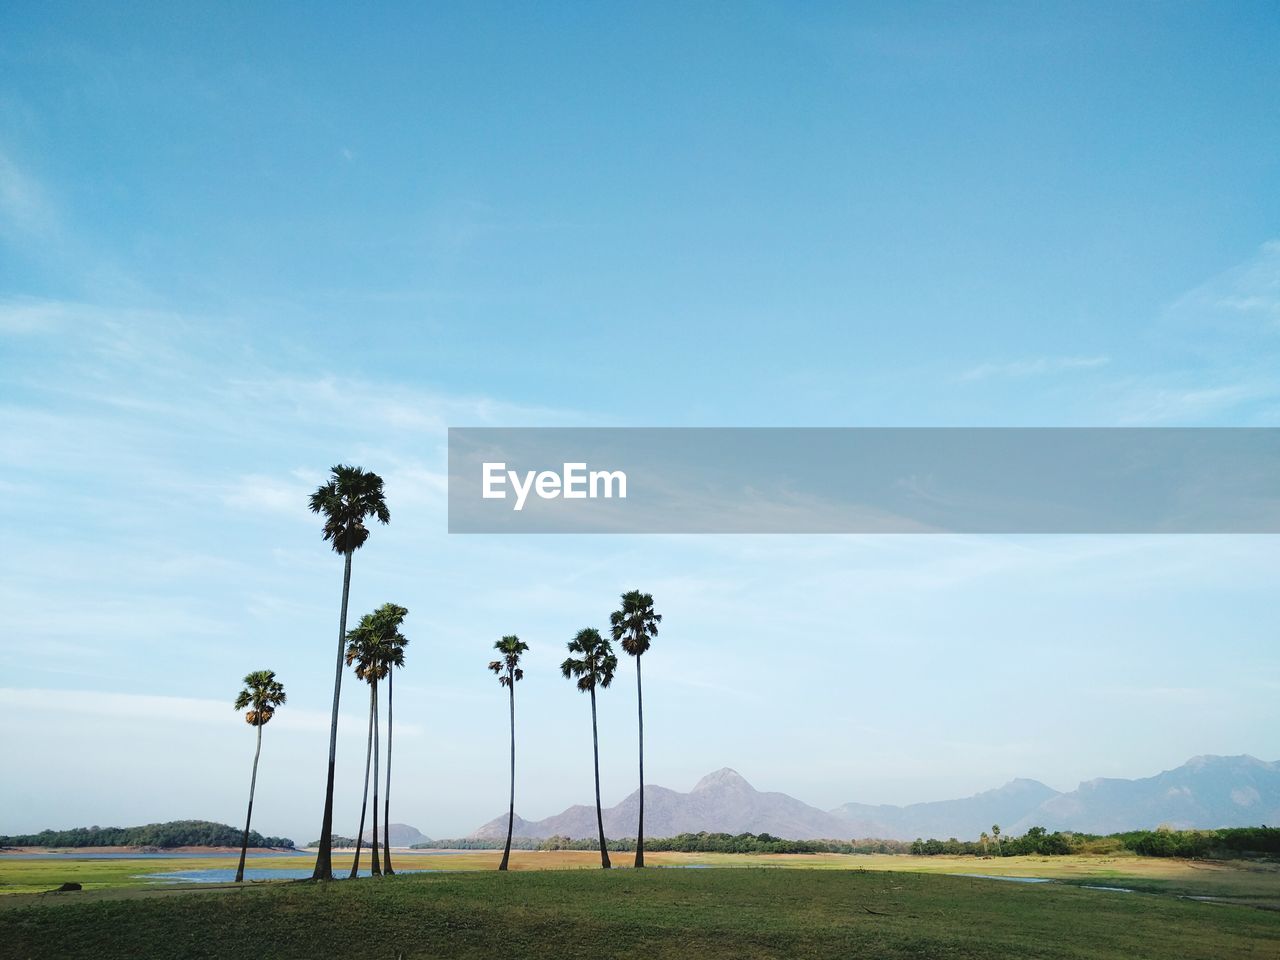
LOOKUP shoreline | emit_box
[0,845,297,856]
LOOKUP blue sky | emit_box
[1,3,1278,842]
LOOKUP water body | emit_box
[143,867,436,882]
[1,851,300,861]
[961,875,1135,894]
[2,849,477,861]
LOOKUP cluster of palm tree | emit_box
[308,464,393,881]
[344,602,409,878]
[232,465,403,884]
[232,463,663,882]
[490,589,662,871]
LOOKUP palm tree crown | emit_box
[610,589,661,657]
[489,635,529,686]
[346,633,390,682]
[234,670,287,726]
[309,464,391,555]
[560,628,617,691]
[346,603,409,676]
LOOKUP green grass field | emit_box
[2,866,1278,960]
[2,855,1280,960]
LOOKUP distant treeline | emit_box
[414,833,913,854]
[410,826,1280,860]
[1116,826,1280,858]
[306,836,360,848]
[909,825,1280,859]
[911,826,1074,856]
[0,820,294,849]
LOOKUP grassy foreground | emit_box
[2,867,1279,960]
[4,849,1280,905]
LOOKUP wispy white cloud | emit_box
[1085,685,1215,707]
[222,472,318,515]
[0,687,423,737]
[0,296,70,334]
[0,148,57,240]
[960,355,1110,382]
[1114,381,1277,425]
[1169,239,1280,330]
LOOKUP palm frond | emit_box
[309,465,391,555]
[561,628,616,691]
[234,669,286,725]
[345,602,410,685]
[489,635,527,686]
[611,589,661,658]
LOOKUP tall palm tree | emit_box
[233,670,286,884]
[377,605,409,876]
[610,590,661,868]
[344,607,400,879]
[488,635,528,871]
[348,665,378,879]
[308,465,390,881]
[561,627,617,869]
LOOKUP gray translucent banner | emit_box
[447,428,1280,534]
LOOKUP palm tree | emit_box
[233,670,286,884]
[308,465,390,881]
[610,590,661,868]
[992,824,1002,854]
[488,635,528,871]
[349,669,378,879]
[378,605,409,876]
[561,627,617,869]
[344,605,404,879]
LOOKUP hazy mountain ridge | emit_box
[361,823,431,847]
[831,777,1061,839]
[471,768,848,841]
[469,755,1280,841]
[1011,755,1280,835]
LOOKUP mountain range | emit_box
[469,755,1280,841]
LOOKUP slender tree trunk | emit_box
[349,684,376,879]
[499,679,515,871]
[312,549,353,880]
[634,654,645,868]
[382,669,394,875]
[235,719,264,883]
[590,687,611,869]
[371,681,382,877]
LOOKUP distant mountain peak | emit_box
[693,768,753,792]
[361,823,430,847]
[996,778,1056,793]
[1184,754,1268,769]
